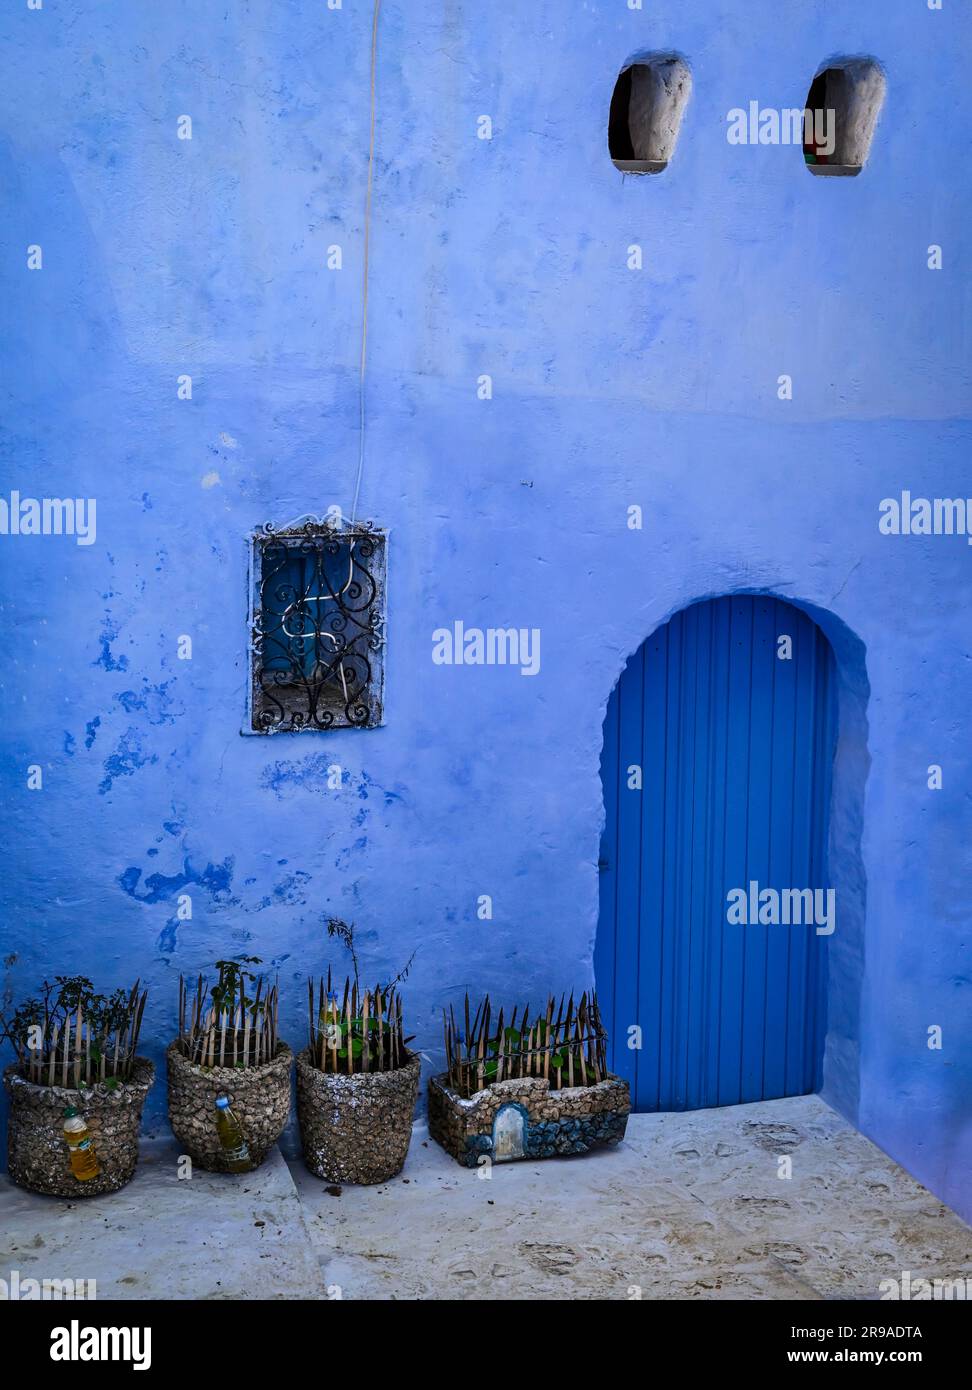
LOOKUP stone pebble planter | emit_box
[166,1040,292,1172]
[296,1047,421,1185]
[428,1072,631,1167]
[3,1059,155,1198]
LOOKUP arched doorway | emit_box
[595,595,838,1111]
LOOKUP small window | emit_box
[609,55,692,174]
[803,59,885,176]
[249,519,385,733]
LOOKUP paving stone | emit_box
[0,1137,325,1300]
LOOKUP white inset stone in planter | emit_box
[296,1047,420,1185]
[3,1059,155,1198]
[428,1072,631,1166]
[166,1040,292,1172]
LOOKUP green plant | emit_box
[0,975,147,1089]
[307,970,412,1075]
[444,992,608,1100]
[309,919,416,1074]
[178,957,279,1069]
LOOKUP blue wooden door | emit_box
[595,596,837,1111]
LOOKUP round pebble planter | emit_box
[3,1059,155,1198]
[296,1047,420,1185]
[166,1040,292,1172]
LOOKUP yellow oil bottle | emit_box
[62,1106,100,1182]
[214,1094,253,1172]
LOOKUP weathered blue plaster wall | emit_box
[1,2,970,1221]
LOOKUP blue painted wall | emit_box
[1,1,969,1222]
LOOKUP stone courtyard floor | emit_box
[1,1095,969,1300]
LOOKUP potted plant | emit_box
[167,956,291,1172]
[429,991,630,1166]
[1,975,152,1197]
[296,919,420,1185]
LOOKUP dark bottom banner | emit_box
[2,1297,964,1375]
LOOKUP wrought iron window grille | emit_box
[248,516,385,734]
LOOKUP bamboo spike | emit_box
[308,978,315,1053]
[61,1016,70,1087]
[48,1023,59,1086]
[544,998,553,1082]
[392,990,398,1068]
[134,989,147,1061]
[241,1004,250,1071]
[344,993,353,1076]
[554,996,564,1090]
[362,990,370,1073]
[448,1004,458,1090]
[330,997,338,1074]
[375,986,385,1074]
[74,1000,83,1088]
[495,1008,505,1084]
[253,977,264,1067]
[477,1014,485,1094]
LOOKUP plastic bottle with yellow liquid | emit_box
[63,1106,101,1182]
[214,1094,253,1172]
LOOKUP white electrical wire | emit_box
[350,0,381,527]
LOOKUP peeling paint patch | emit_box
[94,617,129,672]
[261,759,406,806]
[63,732,76,756]
[119,855,236,906]
[158,919,179,954]
[99,729,157,793]
[115,680,180,725]
[201,470,220,489]
[84,716,101,749]
[261,754,334,797]
[357,771,405,806]
[334,836,368,871]
[273,870,311,905]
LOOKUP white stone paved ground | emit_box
[0,1140,326,1301]
[1,1097,969,1300]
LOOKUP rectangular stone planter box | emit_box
[428,1072,631,1167]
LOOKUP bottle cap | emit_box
[63,1106,79,1119]
[215,1095,230,1108]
